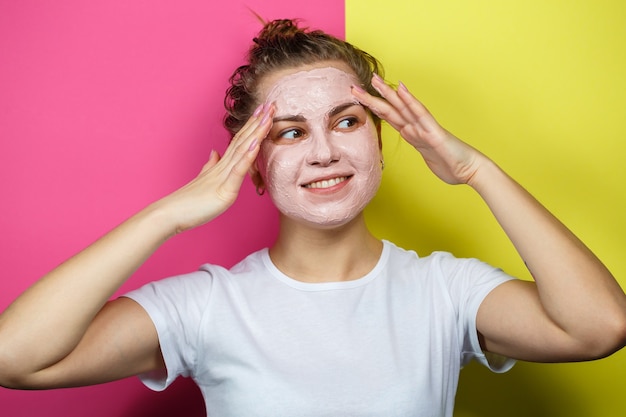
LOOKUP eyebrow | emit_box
[273,114,306,123]
[329,102,362,118]
[272,102,363,123]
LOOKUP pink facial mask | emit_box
[257,66,382,227]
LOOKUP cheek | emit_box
[260,143,302,185]
[336,126,381,169]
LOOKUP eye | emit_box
[279,128,305,140]
[336,116,358,131]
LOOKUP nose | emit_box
[306,129,340,167]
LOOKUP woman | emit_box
[0,19,625,417]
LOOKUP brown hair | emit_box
[223,19,384,138]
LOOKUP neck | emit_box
[269,213,383,283]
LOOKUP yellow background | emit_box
[348,0,626,416]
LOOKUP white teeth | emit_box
[304,176,347,189]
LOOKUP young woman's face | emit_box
[255,63,382,227]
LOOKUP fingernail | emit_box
[248,138,258,152]
[351,84,366,94]
[398,81,409,92]
[372,73,383,82]
[252,104,263,117]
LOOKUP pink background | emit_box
[0,1,344,415]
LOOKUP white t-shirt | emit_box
[125,240,515,417]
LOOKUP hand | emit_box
[156,103,274,234]
[352,75,485,185]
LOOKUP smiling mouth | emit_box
[302,176,350,189]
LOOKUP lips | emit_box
[302,175,351,189]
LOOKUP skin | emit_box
[0,60,625,391]
[255,66,382,228]
[353,73,626,361]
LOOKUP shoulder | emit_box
[383,240,515,292]
[383,240,472,275]
[224,247,269,276]
[125,248,269,306]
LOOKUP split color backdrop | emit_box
[350,1,626,416]
[0,1,341,416]
[1,1,625,416]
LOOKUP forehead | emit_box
[258,63,359,114]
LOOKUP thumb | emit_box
[199,150,220,173]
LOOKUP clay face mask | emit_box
[257,66,382,227]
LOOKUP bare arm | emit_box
[352,77,626,362]
[0,103,274,388]
[470,159,626,361]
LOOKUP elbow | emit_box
[0,369,42,391]
[606,312,626,356]
[0,348,15,388]
[0,330,27,389]
[0,376,26,390]
[0,351,39,390]
[580,311,626,360]
[0,360,25,390]
[0,365,22,390]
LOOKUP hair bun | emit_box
[254,19,307,45]
[224,18,383,138]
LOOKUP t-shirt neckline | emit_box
[261,240,391,291]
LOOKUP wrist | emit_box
[465,155,503,193]
[136,199,182,241]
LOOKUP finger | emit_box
[208,106,274,202]
[222,104,266,159]
[396,83,442,134]
[351,85,409,131]
[236,103,274,158]
[222,105,274,181]
[222,103,274,164]
[220,133,267,197]
[370,74,419,125]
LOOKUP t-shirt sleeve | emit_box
[123,269,214,391]
[433,251,516,373]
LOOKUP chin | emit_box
[281,207,366,229]
[271,181,380,230]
